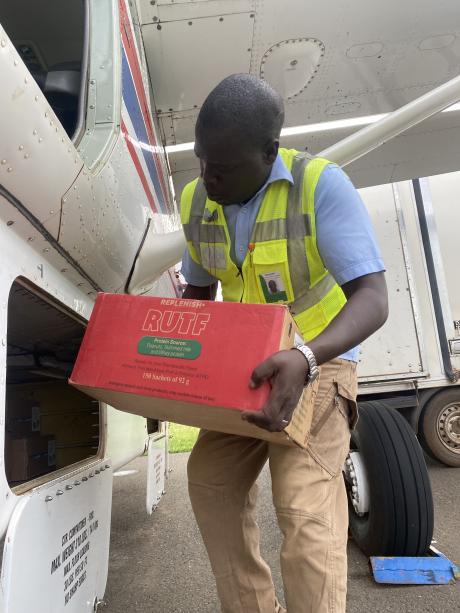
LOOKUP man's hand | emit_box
[242,349,309,432]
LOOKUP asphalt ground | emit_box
[103,453,459,613]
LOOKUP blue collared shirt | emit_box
[181,155,385,362]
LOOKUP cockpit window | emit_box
[0,1,87,140]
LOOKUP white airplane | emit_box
[1,0,459,611]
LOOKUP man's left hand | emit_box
[241,349,309,432]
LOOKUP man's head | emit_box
[195,74,284,205]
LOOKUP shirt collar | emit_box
[241,154,293,205]
[267,153,294,187]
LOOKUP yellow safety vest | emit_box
[180,148,346,341]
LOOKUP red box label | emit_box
[71,295,290,412]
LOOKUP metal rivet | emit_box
[89,473,94,478]
[82,476,88,482]
[290,59,298,66]
[157,24,162,30]
[18,144,24,151]
[1,159,6,165]
[56,489,64,496]
[74,480,81,486]
[6,220,14,226]
[45,495,53,502]
[188,21,192,25]
[7,167,12,172]
[100,466,105,472]
[219,17,224,21]
[38,137,43,143]
[105,464,110,469]
[65,484,73,490]
[0,40,6,47]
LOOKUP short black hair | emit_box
[196,74,284,149]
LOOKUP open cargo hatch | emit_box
[5,279,101,489]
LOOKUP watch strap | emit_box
[293,344,319,386]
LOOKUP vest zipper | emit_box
[243,243,255,302]
[238,267,244,302]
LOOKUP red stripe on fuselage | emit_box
[119,0,169,206]
[121,119,157,213]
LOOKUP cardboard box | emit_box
[5,434,56,482]
[5,394,41,437]
[55,444,98,469]
[70,294,318,448]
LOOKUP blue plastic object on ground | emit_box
[370,547,460,585]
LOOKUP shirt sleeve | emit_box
[315,164,385,285]
[180,248,219,287]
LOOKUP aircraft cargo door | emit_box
[357,183,424,382]
[1,461,112,613]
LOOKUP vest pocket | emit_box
[250,241,294,304]
[292,303,329,342]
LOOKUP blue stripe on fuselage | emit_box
[121,48,166,212]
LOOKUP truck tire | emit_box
[346,400,433,556]
[418,389,460,467]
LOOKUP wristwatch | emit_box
[293,344,320,386]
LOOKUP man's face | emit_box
[194,128,278,205]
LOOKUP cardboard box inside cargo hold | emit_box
[70,296,318,449]
[5,434,56,482]
[5,382,100,470]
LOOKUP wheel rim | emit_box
[343,450,370,516]
[436,402,460,454]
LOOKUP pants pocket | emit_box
[307,382,351,478]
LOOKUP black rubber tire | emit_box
[418,389,460,467]
[347,400,434,556]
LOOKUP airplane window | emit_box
[0,1,86,139]
[4,280,100,490]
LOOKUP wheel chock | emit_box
[370,546,459,585]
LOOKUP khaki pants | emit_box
[187,359,358,613]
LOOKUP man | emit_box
[180,74,388,613]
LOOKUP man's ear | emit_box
[263,139,279,165]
